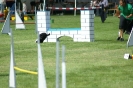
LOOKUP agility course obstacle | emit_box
[1,8,96,88]
[56,39,60,88]
[36,11,50,88]
[127,27,133,47]
[14,67,37,75]
[47,7,100,10]
[37,31,47,88]
[15,11,25,29]
[11,7,97,41]
[9,28,16,88]
[55,39,67,88]
[62,45,66,88]
[1,3,69,88]
[37,11,50,32]
[124,27,133,59]
[7,7,97,43]
[1,11,27,29]
[1,12,16,88]
[36,10,94,42]
[1,11,47,88]
[7,10,95,42]
[2,11,35,29]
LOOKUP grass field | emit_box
[0,15,133,88]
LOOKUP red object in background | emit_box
[0,13,4,18]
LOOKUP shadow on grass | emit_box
[95,39,128,43]
[0,73,9,77]
[0,71,38,77]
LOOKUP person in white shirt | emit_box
[99,0,108,8]
[22,1,27,14]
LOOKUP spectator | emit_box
[98,0,109,23]
[6,0,15,14]
[22,1,27,15]
[16,0,22,11]
[39,0,54,10]
[30,0,36,12]
[39,0,43,10]
[117,0,133,41]
[49,0,54,7]
[35,0,40,10]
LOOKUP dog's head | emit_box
[36,33,50,43]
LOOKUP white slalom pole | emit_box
[74,0,76,16]
[9,28,16,88]
[1,9,16,87]
[62,45,66,88]
[36,8,47,88]
[1,10,16,88]
[37,31,47,88]
[43,0,46,11]
[56,39,60,88]
[35,7,37,33]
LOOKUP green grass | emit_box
[0,15,133,88]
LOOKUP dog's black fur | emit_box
[36,33,50,43]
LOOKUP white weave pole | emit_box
[36,8,47,88]
[43,0,45,11]
[37,31,47,88]
[74,0,77,16]
[1,10,16,88]
[62,45,66,88]
[36,8,51,87]
[56,39,60,88]
[9,28,16,88]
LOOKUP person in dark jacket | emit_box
[98,0,109,23]
[6,0,15,14]
[6,0,15,8]
[16,0,23,11]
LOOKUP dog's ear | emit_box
[47,33,50,36]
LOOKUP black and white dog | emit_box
[36,32,50,43]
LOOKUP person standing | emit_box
[16,0,22,11]
[117,0,133,41]
[22,1,27,15]
[30,0,36,13]
[98,0,108,23]
[46,0,54,10]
